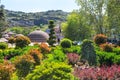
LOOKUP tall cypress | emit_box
[0,4,6,37]
[48,20,56,46]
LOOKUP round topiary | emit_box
[0,42,8,50]
[94,34,107,45]
[60,38,72,48]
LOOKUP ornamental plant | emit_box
[67,53,80,65]
[14,55,35,79]
[94,34,107,45]
[100,43,113,52]
[28,49,42,65]
[74,65,120,80]
[81,39,97,66]
[26,62,74,80]
[15,35,31,48]
[60,38,72,48]
[40,42,51,53]
[47,20,56,46]
[0,60,15,80]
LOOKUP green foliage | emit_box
[44,49,66,62]
[107,0,120,35]
[96,51,116,66]
[94,34,107,45]
[62,11,92,41]
[15,35,31,48]
[60,38,72,48]
[26,62,74,80]
[113,47,120,55]
[62,46,81,55]
[0,42,8,50]
[48,20,56,46]
[81,39,97,66]
[14,55,35,79]
[0,61,15,80]
[6,26,36,36]
[113,55,120,65]
[76,0,107,34]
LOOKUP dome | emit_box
[28,30,49,42]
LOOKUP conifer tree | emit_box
[48,20,56,46]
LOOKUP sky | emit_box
[1,0,79,12]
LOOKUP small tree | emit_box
[48,20,56,46]
[81,39,97,66]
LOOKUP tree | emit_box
[47,20,56,46]
[107,0,120,35]
[62,11,92,41]
[76,0,108,34]
[0,5,6,37]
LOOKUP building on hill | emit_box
[28,29,49,43]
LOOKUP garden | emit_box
[0,34,120,80]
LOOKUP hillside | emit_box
[6,10,68,27]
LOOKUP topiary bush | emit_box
[0,60,15,80]
[15,35,31,48]
[0,42,8,50]
[26,62,74,80]
[28,49,42,65]
[100,43,113,52]
[14,55,35,79]
[81,39,97,66]
[94,34,107,45]
[60,38,72,48]
[48,20,56,46]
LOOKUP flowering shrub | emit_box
[94,34,107,45]
[0,60,15,80]
[40,42,51,53]
[28,49,42,65]
[74,65,120,80]
[67,53,80,65]
[100,43,113,52]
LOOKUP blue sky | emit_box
[2,0,79,12]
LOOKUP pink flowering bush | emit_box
[74,65,120,80]
[67,53,80,65]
